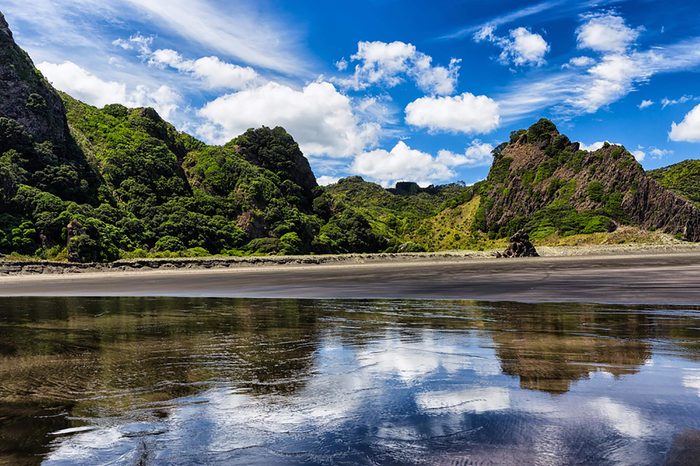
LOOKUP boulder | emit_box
[496,230,539,258]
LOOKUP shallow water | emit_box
[0,298,699,465]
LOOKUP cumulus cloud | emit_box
[37,61,181,119]
[336,41,460,95]
[150,50,257,89]
[500,27,550,66]
[669,103,700,142]
[576,12,641,53]
[638,99,654,109]
[115,34,258,90]
[436,140,494,167]
[631,149,645,162]
[405,92,500,134]
[649,147,672,158]
[197,81,380,156]
[350,140,493,187]
[475,26,550,67]
[316,175,341,186]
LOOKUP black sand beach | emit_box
[2,252,700,304]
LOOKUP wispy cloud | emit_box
[497,34,700,122]
[439,0,564,41]
[2,0,312,77]
[120,0,312,76]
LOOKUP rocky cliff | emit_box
[477,119,700,241]
[0,12,71,146]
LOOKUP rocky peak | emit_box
[0,12,12,39]
[479,119,700,241]
[0,9,70,145]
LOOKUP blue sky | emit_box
[5,0,700,186]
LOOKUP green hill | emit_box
[649,160,700,207]
[473,119,700,242]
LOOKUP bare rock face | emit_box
[496,230,539,258]
[0,11,70,146]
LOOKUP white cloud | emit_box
[578,141,621,152]
[149,50,257,89]
[567,54,646,113]
[501,27,550,66]
[499,32,700,120]
[497,16,700,120]
[567,56,596,67]
[3,0,311,77]
[351,141,455,187]
[197,81,379,157]
[115,35,258,90]
[350,140,491,187]
[576,12,640,53]
[37,61,181,119]
[638,99,654,109]
[121,0,310,76]
[37,61,126,107]
[632,149,645,162]
[316,176,340,186]
[475,26,550,67]
[442,0,562,41]
[436,140,494,167]
[335,58,348,71]
[336,41,460,96]
[670,103,700,142]
[649,147,672,158]
[405,92,500,134]
[661,95,695,108]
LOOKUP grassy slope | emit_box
[648,160,700,207]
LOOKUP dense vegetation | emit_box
[649,160,700,207]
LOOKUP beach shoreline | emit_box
[2,246,700,304]
[2,242,700,276]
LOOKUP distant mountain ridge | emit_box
[1,10,700,262]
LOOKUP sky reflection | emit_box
[0,298,698,465]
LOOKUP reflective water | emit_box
[1,298,699,465]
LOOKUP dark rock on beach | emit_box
[496,230,539,258]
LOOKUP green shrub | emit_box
[279,232,303,255]
[245,237,281,254]
[587,181,604,202]
[154,235,186,252]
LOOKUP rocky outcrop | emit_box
[496,230,539,258]
[0,11,71,146]
[480,119,700,241]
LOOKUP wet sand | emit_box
[2,252,700,304]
